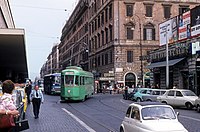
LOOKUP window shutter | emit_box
[143,28,146,40]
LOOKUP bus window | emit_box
[65,75,74,85]
[75,76,79,85]
[55,76,61,84]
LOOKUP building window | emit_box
[127,27,133,40]
[105,53,108,65]
[143,23,155,40]
[98,15,100,28]
[110,51,113,63]
[101,12,104,25]
[126,5,133,17]
[127,51,133,63]
[102,54,104,65]
[179,6,189,14]
[105,28,108,43]
[109,4,112,19]
[98,33,100,48]
[109,25,113,41]
[105,8,108,22]
[163,6,171,19]
[101,30,104,45]
[98,56,101,66]
[145,5,153,17]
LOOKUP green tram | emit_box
[60,66,94,101]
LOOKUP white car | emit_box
[157,89,198,109]
[120,102,188,132]
[195,98,200,112]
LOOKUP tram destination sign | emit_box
[65,72,74,75]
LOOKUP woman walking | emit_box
[30,85,44,119]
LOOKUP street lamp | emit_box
[131,15,143,86]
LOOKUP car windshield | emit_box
[141,106,176,120]
[182,91,196,96]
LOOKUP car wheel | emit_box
[136,98,142,102]
[197,105,200,113]
[146,99,152,102]
[120,127,124,132]
[185,102,193,110]
[161,101,167,104]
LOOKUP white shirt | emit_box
[30,89,44,102]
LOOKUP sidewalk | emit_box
[23,95,89,132]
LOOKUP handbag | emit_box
[15,119,29,131]
[0,115,15,128]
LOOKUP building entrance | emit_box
[125,73,136,88]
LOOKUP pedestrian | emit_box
[25,80,32,104]
[0,80,20,131]
[109,84,113,94]
[30,85,44,119]
[124,86,128,100]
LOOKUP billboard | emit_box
[191,6,200,37]
[159,17,178,46]
[178,11,191,40]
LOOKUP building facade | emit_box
[147,5,200,95]
[0,0,28,83]
[41,0,200,92]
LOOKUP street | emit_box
[24,93,200,132]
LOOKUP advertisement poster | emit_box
[159,19,172,46]
[178,11,191,40]
[191,6,200,37]
[171,16,178,43]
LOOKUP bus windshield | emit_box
[65,75,74,86]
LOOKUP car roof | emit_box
[130,102,167,107]
[168,89,191,91]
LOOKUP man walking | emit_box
[30,85,44,119]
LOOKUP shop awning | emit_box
[146,58,185,69]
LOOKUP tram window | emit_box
[65,75,74,85]
[75,76,79,85]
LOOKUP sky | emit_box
[9,0,78,80]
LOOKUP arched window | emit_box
[143,23,155,40]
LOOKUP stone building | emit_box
[147,5,200,95]
[50,0,200,92]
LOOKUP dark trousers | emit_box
[27,92,31,104]
[32,98,41,117]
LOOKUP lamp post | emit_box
[131,15,143,86]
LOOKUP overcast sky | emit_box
[9,0,78,80]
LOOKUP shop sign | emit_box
[115,68,123,72]
[191,41,200,54]
[104,73,114,77]
[99,77,114,81]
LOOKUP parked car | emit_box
[195,97,200,112]
[120,102,188,132]
[157,89,198,109]
[130,88,152,102]
[142,89,168,102]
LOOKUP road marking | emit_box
[62,108,96,132]
[180,115,200,122]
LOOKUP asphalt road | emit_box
[24,93,200,132]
